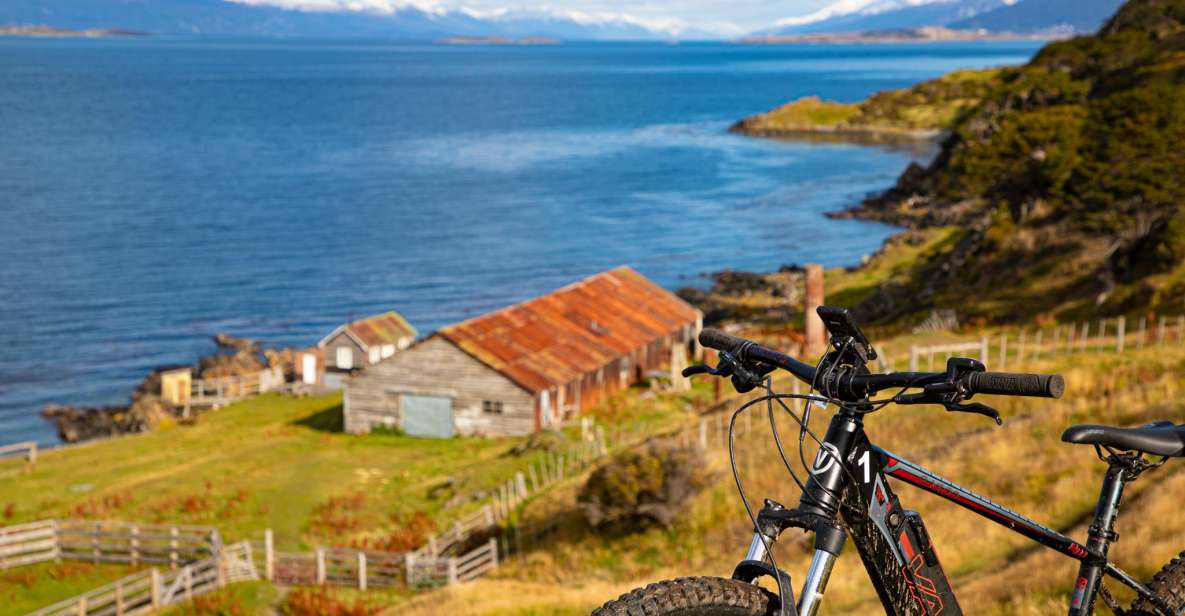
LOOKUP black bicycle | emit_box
[593,306,1185,616]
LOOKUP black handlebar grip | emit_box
[966,372,1065,399]
[698,328,749,356]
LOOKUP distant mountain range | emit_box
[0,0,695,40]
[766,0,1125,36]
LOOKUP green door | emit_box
[401,394,454,438]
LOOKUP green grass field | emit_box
[0,382,711,613]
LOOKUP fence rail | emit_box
[25,541,256,616]
[907,315,1185,372]
[0,441,38,465]
[188,366,285,409]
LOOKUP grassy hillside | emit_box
[730,69,1008,140]
[392,344,1185,615]
[0,385,712,612]
[840,0,1185,325]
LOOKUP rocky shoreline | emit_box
[41,335,302,444]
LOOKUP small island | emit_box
[0,24,147,38]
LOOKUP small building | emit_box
[317,312,417,389]
[344,266,703,438]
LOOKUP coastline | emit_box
[0,25,147,38]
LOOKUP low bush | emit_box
[578,443,710,530]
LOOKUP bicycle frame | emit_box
[751,410,1165,616]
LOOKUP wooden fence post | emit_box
[357,552,367,591]
[979,336,989,366]
[1137,316,1146,349]
[698,419,707,449]
[1067,323,1076,353]
[92,521,100,564]
[315,548,326,585]
[516,471,528,499]
[264,529,274,581]
[151,569,161,609]
[130,525,139,567]
[447,557,459,585]
[1116,316,1126,353]
[999,336,1007,371]
[1099,319,1108,351]
[1080,322,1090,352]
[76,596,86,616]
[405,553,415,587]
[528,464,540,492]
[1033,330,1043,362]
[908,345,919,371]
[1158,316,1167,346]
[115,581,125,616]
[27,442,36,466]
[489,537,499,568]
[1052,326,1061,354]
[170,526,179,570]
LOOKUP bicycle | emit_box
[593,306,1185,616]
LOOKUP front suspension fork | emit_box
[735,500,847,616]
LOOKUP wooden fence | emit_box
[188,366,285,410]
[907,315,1185,372]
[25,541,257,616]
[54,520,221,568]
[0,520,59,569]
[0,440,38,465]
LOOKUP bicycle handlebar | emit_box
[698,328,1064,401]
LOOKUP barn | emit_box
[343,266,703,438]
[316,311,417,389]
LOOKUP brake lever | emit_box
[943,401,1003,426]
[682,364,717,378]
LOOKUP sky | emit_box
[228,0,844,35]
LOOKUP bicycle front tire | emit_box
[592,576,780,616]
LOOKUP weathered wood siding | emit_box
[323,331,366,371]
[344,337,535,437]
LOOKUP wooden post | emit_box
[130,525,139,567]
[516,471,528,498]
[528,463,540,492]
[405,553,415,587]
[1116,316,1126,353]
[1067,323,1075,353]
[698,419,707,449]
[185,565,193,602]
[428,535,438,556]
[92,521,100,564]
[1080,322,1090,352]
[447,557,459,585]
[1158,316,1167,346]
[115,581,124,616]
[1033,330,1043,362]
[999,336,1007,371]
[979,336,989,365]
[264,529,274,581]
[315,548,326,585]
[804,264,826,356]
[170,526,179,570]
[908,345,919,371]
[489,537,499,568]
[1138,316,1147,349]
[927,346,934,371]
[76,596,87,616]
[27,442,36,466]
[151,569,161,609]
[357,551,367,591]
[1099,319,1108,351]
[1052,326,1061,354]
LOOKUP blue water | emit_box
[0,39,1041,444]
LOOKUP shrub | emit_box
[578,443,710,530]
[281,587,383,616]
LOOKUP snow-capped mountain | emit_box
[765,0,1116,35]
[0,0,694,40]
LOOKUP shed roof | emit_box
[318,311,417,350]
[438,266,701,394]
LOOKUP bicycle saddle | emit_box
[1061,421,1185,457]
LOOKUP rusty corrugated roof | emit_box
[438,266,701,393]
[336,312,418,348]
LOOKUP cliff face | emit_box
[848,0,1185,323]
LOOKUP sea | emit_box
[0,38,1041,445]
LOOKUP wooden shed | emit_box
[344,266,703,438]
[318,311,417,389]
